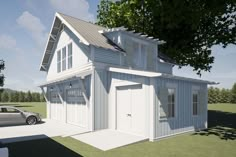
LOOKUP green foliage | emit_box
[208,84,236,104]
[0,60,5,87]
[231,83,236,103]
[0,90,44,102]
[97,0,236,75]
[1,91,9,102]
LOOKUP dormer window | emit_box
[132,41,147,69]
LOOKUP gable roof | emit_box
[40,12,174,71]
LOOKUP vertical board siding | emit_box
[156,61,173,74]
[94,47,121,65]
[154,77,207,139]
[94,69,108,130]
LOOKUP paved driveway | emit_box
[0,119,87,144]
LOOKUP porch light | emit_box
[69,82,72,88]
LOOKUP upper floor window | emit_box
[62,47,67,71]
[192,90,199,115]
[57,43,73,73]
[57,50,61,73]
[68,43,72,69]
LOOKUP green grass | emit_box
[209,103,236,113]
[1,103,236,157]
[0,102,46,118]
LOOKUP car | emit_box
[0,106,41,125]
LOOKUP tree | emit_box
[1,91,9,102]
[97,0,236,75]
[208,87,214,104]
[0,60,5,86]
[231,83,236,103]
[19,91,25,102]
[26,91,32,102]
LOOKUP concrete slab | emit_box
[0,119,87,144]
[72,129,147,151]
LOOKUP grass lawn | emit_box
[1,103,236,157]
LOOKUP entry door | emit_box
[116,84,146,136]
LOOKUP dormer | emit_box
[101,28,174,74]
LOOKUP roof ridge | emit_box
[57,12,106,29]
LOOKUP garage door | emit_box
[66,88,87,127]
[116,84,146,137]
[50,91,64,121]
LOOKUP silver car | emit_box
[0,106,41,125]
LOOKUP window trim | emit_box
[67,42,73,69]
[166,83,178,119]
[192,86,200,116]
[159,83,178,120]
[56,41,73,73]
[62,46,67,71]
[57,50,61,73]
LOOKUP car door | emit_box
[0,107,8,125]
[1,107,25,125]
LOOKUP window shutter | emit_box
[147,46,154,70]
[199,89,206,115]
[159,87,168,118]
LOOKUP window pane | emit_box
[172,103,175,117]
[132,42,139,66]
[68,43,72,69]
[167,88,175,118]
[57,50,61,61]
[140,45,146,68]
[62,47,66,59]
[62,47,66,71]
[57,62,61,73]
[6,108,19,113]
[68,43,72,56]
[68,57,72,69]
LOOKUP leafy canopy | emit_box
[97,0,236,75]
[0,60,5,87]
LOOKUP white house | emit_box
[39,12,217,141]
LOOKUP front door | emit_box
[116,84,146,136]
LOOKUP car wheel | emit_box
[26,116,37,125]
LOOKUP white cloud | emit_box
[50,0,94,22]
[0,34,17,50]
[16,11,48,48]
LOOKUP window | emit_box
[68,43,72,69]
[62,47,66,71]
[140,44,147,68]
[132,42,139,67]
[57,50,61,73]
[193,90,199,115]
[167,88,175,117]
[6,108,20,113]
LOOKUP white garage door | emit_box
[66,88,87,127]
[116,84,146,137]
[50,91,64,121]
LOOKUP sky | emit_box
[0,0,235,92]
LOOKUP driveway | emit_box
[0,119,88,144]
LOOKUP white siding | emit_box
[94,47,121,65]
[94,69,108,130]
[154,77,208,139]
[47,27,90,81]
